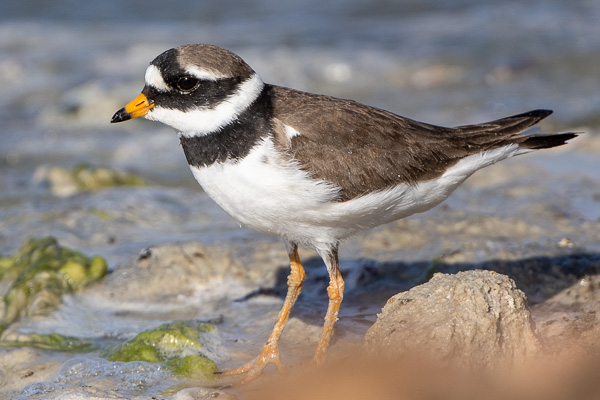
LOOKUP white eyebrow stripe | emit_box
[144,64,169,92]
[185,66,229,81]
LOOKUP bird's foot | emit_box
[220,342,285,385]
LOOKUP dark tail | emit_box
[518,132,579,150]
[455,109,578,150]
[455,109,553,135]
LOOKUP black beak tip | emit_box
[110,108,131,123]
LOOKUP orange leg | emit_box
[313,248,344,364]
[221,243,305,384]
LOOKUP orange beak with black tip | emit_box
[111,93,154,123]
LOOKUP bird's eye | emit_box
[176,76,199,92]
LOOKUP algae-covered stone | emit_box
[107,320,218,379]
[39,163,146,196]
[72,163,145,191]
[0,332,93,352]
[108,342,162,363]
[0,237,109,329]
[166,355,218,378]
[0,257,15,277]
[60,260,88,290]
[88,256,108,281]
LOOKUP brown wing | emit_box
[267,85,574,201]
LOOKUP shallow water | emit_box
[1,1,600,398]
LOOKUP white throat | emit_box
[145,73,264,137]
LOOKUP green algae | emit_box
[109,341,163,363]
[107,320,218,378]
[0,237,108,330]
[0,332,93,352]
[88,207,115,221]
[70,163,145,191]
[43,163,146,196]
[166,355,218,378]
[0,257,14,278]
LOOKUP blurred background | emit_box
[2,0,600,256]
[2,0,599,168]
[1,2,599,397]
[1,0,599,255]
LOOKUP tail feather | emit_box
[453,109,577,151]
[455,109,553,136]
[517,132,579,150]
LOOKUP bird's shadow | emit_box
[239,251,600,327]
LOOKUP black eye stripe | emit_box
[143,76,244,111]
[164,75,239,91]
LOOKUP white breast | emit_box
[189,137,341,249]
[190,140,524,252]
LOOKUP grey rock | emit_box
[364,270,541,368]
[104,242,246,302]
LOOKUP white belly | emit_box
[190,138,523,252]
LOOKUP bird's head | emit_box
[111,44,264,137]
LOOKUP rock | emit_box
[531,274,600,354]
[104,242,250,303]
[364,270,541,368]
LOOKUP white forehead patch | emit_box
[144,64,169,92]
[146,72,264,136]
[185,66,228,81]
